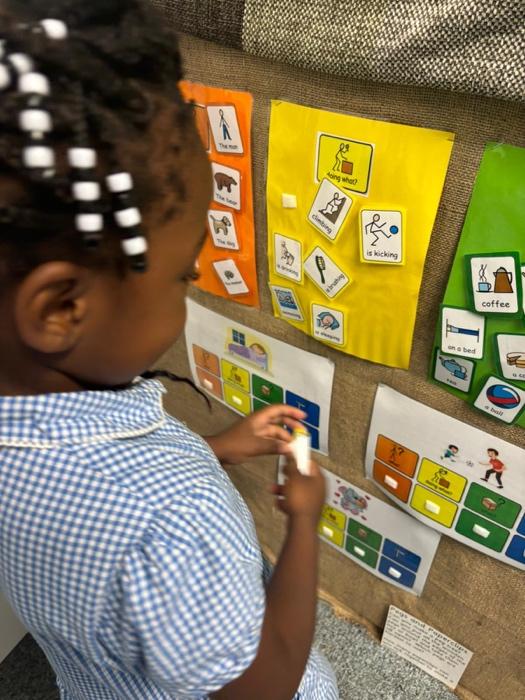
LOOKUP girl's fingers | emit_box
[259,404,307,423]
[281,416,305,432]
[282,456,299,478]
[265,425,294,444]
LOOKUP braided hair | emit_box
[0,0,195,283]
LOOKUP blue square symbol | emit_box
[285,391,320,427]
[516,514,525,536]
[505,534,525,564]
[382,540,421,573]
[378,556,416,589]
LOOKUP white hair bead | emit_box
[40,19,69,40]
[19,72,50,96]
[7,53,34,75]
[72,182,101,201]
[23,145,55,168]
[106,172,133,193]
[19,109,52,133]
[121,236,147,257]
[76,213,103,232]
[68,147,97,169]
[0,64,10,90]
[115,207,141,228]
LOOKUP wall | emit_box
[160,34,525,700]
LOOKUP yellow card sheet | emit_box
[267,101,454,368]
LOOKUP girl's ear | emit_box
[14,262,92,355]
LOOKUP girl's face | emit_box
[74,135,212,387]
[5,104,213,393]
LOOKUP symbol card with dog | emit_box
[207,210,239,250]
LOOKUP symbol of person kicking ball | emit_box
[365,214,398,246]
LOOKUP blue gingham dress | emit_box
[0,379,337,699]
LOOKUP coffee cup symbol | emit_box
[477,264,492,292]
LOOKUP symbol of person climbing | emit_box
[319,192,346,224]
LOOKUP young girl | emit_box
[0,1,338,699]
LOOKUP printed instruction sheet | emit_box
[382,606,473,690]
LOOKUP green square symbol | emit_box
[345,535,379,568]
[252,398,270,412]
[346,518,382,551]
[455,509,510,552]
[252,375,284,404]
[464,483,521,528]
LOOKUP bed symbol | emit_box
[445,319,480,343]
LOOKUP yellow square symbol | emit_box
[223,384,251,415]
[221,359,250,392]
[321,505,346,531]
[316,133,374,195]
[417,458,467,502]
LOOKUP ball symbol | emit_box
[486,384,521,410]
[389,225,399,235]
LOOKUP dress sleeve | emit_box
[97,483,265,698]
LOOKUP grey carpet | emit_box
[0,601,457,699]
[315,601,457,700]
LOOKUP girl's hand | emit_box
[272,458,325,524]
[205,404,306,465]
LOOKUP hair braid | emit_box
[0,0,193,283]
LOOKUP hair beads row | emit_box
[0,17,149,272]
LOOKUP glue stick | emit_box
[291,426,311,476]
